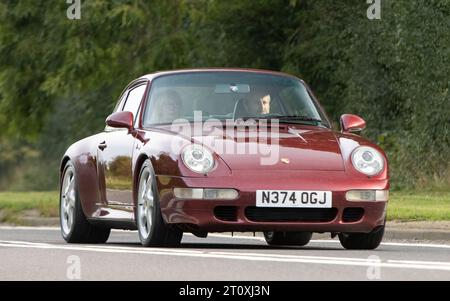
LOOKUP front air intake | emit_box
[214,206,238,222]
[342,208,365,222]
[245,207,338,222]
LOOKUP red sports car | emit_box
[60,69,389,249]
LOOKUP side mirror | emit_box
[106,111,134,130]
[340,114,366,134]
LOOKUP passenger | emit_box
[151,89,182,123]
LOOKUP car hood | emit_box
[183,123,345,171]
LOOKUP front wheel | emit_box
[263,231,312,246]
[136,160,182,247]
[338,224,385,250]
[60,161,111,243]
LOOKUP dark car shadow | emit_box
[104,241,344,251]
[180,242,344,251]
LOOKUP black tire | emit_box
[338,224,385,250]
[60,161,111,243]
[263,231,312,246]
[136,160,183,247]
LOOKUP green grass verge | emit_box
[0,190,449,223]
[0,191,59,223]
[387,190,450,221]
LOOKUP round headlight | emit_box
[182,144,215,173]
[351,146,384,176]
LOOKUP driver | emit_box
[242,92,271,115]
[259,93,271,114]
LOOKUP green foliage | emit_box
[283,0,450,189]
[0,0,448,190]
[191,0,300,69]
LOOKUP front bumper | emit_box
[157,170,388,234]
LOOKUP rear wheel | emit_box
[263,231,312,246]
[136,160,182,247]
[338,224,385,250]
[60,161,111,243]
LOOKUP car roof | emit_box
[138,68,301,81]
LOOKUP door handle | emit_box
[98,141,107,151]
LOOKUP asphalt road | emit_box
[0,226,449,281]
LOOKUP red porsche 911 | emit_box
[60,69,389,249]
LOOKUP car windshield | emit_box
[143,72,328,126]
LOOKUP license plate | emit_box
[256,190,332,208]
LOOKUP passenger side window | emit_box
[279,86,321,118]
[122,84,147,124]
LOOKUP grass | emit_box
[0,190,449,224]
[0,191,59,223]
[387,190,450,221]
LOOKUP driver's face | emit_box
[260,95,271,114]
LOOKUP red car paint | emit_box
[60,69,389,234]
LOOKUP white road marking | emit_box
[0,226,133,232]
[1,226,449,249]
[370,241,450,249]
[202,233,450,249]
[209,251,372,262]
[308,239,450,249]
[67,244,204,254]
[0,240,449,272]
[387,259,450,267]
[0,226,60,231]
